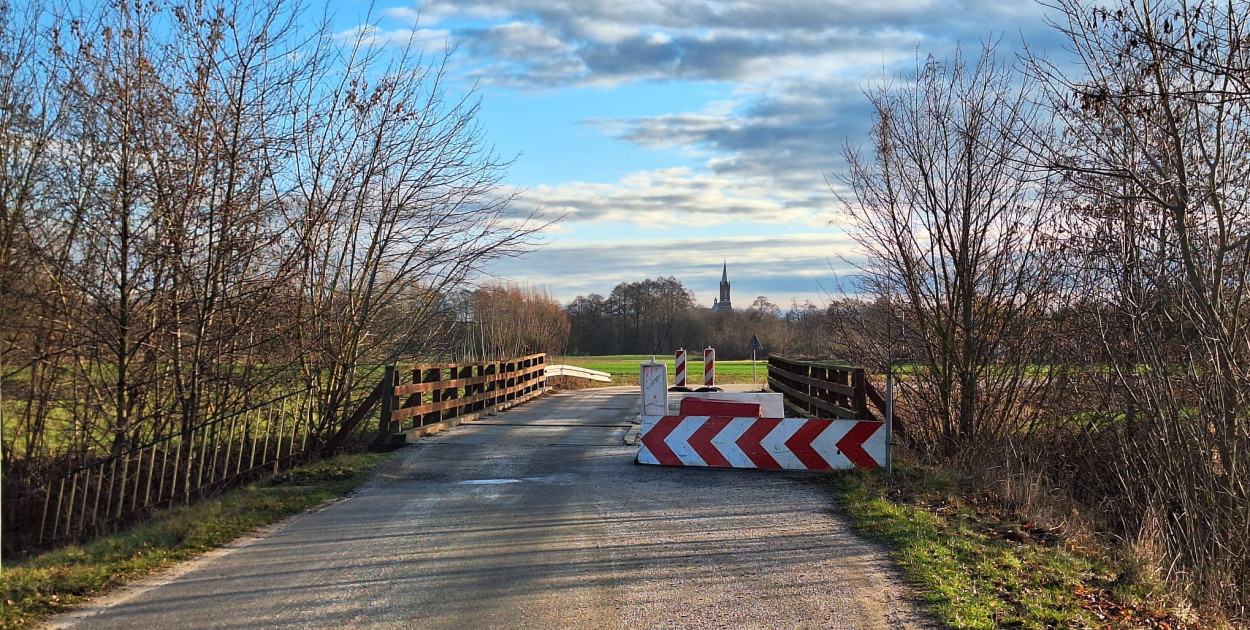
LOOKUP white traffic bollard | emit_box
[703,346,716,388]
[673,349,688,389]
[640,359,669,417]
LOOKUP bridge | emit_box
[46,360,926,629]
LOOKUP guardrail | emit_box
[370,354,547,448]
[546,364,612,382]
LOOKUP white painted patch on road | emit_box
[459,475,575,486]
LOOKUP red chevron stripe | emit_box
[736,417,782,469]
[641,416,684,466]
[786,420,831,470]
[688,416,733,467]
[837,421,883,469]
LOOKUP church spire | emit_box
[712,261,732,312]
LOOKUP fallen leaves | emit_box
[1074,584,1195,629]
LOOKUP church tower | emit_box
[711,262,732,312]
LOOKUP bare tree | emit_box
[149,0,309,434]
[566,294,613,355]
[1032,0,1250,614]
[0,0,70,463]
[470,284,569,359]
[0,0,547,486]
[52,0,175,455]
[279,29,546,441]
[837,42,1065,452]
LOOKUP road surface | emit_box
[47,387,932,630]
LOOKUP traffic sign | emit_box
[747,334,764,352]
[747,334,764,382]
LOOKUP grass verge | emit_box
[0,451,396,630]
[557,355,770,385]
[828,462,1198,629]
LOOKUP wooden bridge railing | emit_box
[369,353,547,448]
[767,355,910,445]
[767,355,876,420]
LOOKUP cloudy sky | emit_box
[340,0,1068,308]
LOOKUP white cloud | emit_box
[518,166,831,229]
[381,6,421,22]
[366,0,1056,88]
[333,24,452,51]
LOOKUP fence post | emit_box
[538,354,547,393]
[852,369,870,420]
[420,367,439,426]
[806,361,814,413]
[375,366,399,445]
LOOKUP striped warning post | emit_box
[674,349,687,387]
[637,415,887,470]
[703,346,716,388]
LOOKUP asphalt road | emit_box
[47,387,931,630]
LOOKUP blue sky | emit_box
[335,0,1067,308]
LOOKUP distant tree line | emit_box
[562,277,827,359]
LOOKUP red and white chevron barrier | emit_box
[703,346,716,387]
[674,349,688,387]
[637,415,887,470]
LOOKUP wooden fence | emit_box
[39,388,316,545]
[767,354,911,446]
[369,354,547,448]
[767,355,879,420]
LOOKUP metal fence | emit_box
[38,388,316,545]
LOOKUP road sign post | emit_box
[885,370,894,474]
[747,334,765,383]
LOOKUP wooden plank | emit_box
[385,387,547,446]
[396,353,546,373]
[391,378,543,422]
[769,369,857,398]
[767,377,857,419]
[394,363,546,396]
[396,372,485,395]
[782,398,812,418]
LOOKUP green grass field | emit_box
[555,354,770,385]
